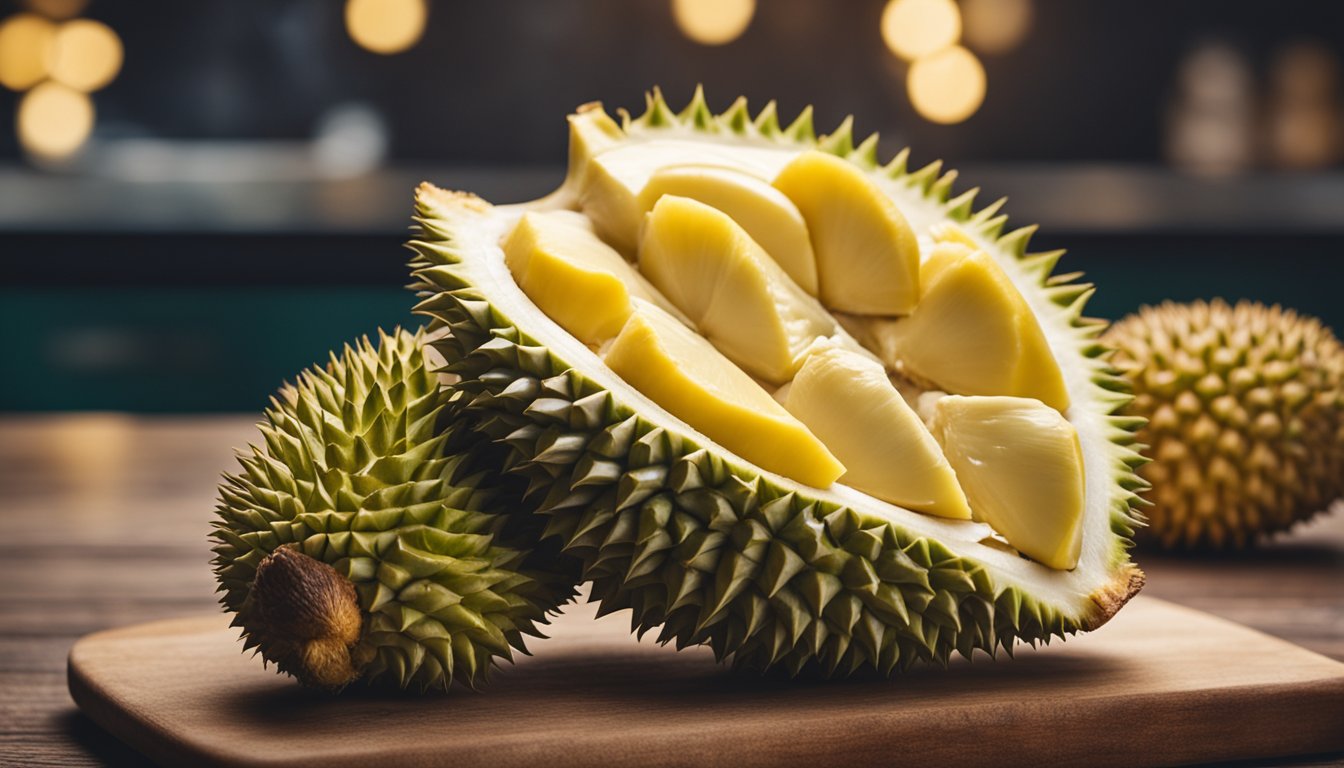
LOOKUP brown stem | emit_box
[249,545,366,690]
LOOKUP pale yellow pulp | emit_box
[498,130,1088,570]
[604,302,845,488]
[503,211,678,346]
[637,165,819,296]
[773,150,920,316]
[930,395,1085,570]
[785,345,971,519]
[639,195,857,385]
[880,243,1071,412]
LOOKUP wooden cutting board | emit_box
[68,596,1344,768]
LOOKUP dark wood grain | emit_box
[67,598,1344,768]
[2,414,1342,767]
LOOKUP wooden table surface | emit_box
[2,414,1342,767]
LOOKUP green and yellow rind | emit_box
[211,328,578,690]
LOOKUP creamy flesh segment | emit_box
[503,210,684,345]
[785,344,972,519]
[930,395,1086,570]
[863,242,1072,412]
[639,195,867,385]
[499,133,1085,571]
[773,150,921,316]
[638,165,819,296]
[604,301,844,488]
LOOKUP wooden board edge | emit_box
[65,606,1344,768]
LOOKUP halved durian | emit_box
[410,88,1145,677]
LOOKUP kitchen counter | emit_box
[1,413,1341,766]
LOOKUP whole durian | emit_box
[1108,300,1344,548]
[408,87,1147,677]
[211,328,578,691]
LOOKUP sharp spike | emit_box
[679,84,714,129]
[818,115,855,156]
[783,105,815,143]
[719,96,752,134]
[753,100,781,137]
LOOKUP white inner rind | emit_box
[430,128,1120,616]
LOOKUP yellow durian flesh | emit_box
[575,132,787,255]
[510,111,1087,570]
[637,165,819,296]
[772,150,920,316]
[883,243,1072,413]
[785,344,972,519]
[930,395,1085,570]
[502,210,680,346]
[638,195,854,385]
[603,302,845,488]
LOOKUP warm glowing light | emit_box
[881,0,961,61]
[345,0,428,55]
[908,45,986,124]
[962,0,1033,55]
[0,13,56,92]
[47,18,122,92]
[672,0,755,46]
[24,0,89,21]
[17,81,94,159]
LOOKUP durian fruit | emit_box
[1108,299,1344,548]
[409,88,1146,676]
[211,328,578,691]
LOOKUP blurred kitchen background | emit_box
[1,0,1342,411]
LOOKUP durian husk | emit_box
[1108,299,1344,549]
[409,89,1148,677]
[211,328,578,691]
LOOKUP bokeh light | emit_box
[0,13,56,92]
[672,0,755,46]
[907,45,986,124]
[47,18,123,92]
[345,0,428,55]
[961,0,1034,55]
[17,80,94,159]
[23,0,89,21]
[881,0,961,61]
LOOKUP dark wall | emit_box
[2,0,1343,164]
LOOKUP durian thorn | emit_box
[250,545,366,691]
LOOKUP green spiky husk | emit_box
[211,328,578,691]
[409,89,1148,676]
[1108,299,1344,549]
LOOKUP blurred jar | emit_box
[1265,41,1343,170]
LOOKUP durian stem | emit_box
[250,546,365,690]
